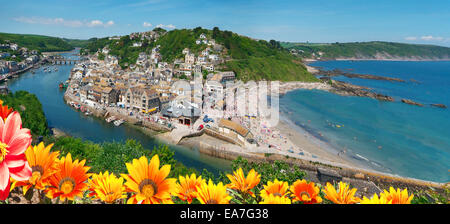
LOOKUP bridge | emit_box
[45,55,80,65]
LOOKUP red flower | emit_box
[0,112,32,200]
[0,100,13,121]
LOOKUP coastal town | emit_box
[0,41,41,82]
[63,30,349,170]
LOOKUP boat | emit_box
[105,116,116,123]
[113,119,124,126]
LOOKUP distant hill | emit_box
[0,32,74,52]
[62,38,92,48]
[282,41,450,60]
[81,27,317,82]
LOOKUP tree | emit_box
[212,27,220,39]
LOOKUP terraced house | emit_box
[123,87,161,113]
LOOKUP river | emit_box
[7,49,231,174]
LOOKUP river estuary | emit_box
[7,50,231,174]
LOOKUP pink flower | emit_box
[0,111,32,200]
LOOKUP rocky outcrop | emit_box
[401,99,424,107]
[319,69,406,82]
[330,80,395,101]
[431,103,447,109]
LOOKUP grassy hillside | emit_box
[156,27,317,82]
[210,28,315,81]
[282,41,450,59]
[155,27,209,63]
[0,91,50,136]
[62,38,92,48]
[80,27,318,82]
[0,32,73,52]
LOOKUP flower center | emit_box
[0,142,9,163]
[30,165,44,185]
[206,199,218,204]
[299,191,311,201]
[185,187,196,195]
[273,192,283,197]
[59,177,76,195]
[139,179,158,198]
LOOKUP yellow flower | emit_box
[290,179,322,204]
[226,168,260,197]
[46,153,91,201]
[13,142,60,194]
[88,171,126,204]
[379,187,413,204]
[259,194,291,204]
[175,173,205,204]
[360,193,392,204]
[196,179,232,204]
[121,155,177,204]
[260,179,290,200]
[323,182,361,204]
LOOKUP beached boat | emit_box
[105,116,116,123]
[113,119,124,126]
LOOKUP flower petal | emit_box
[2,112,22,144]
[9,162,31,181]
[0,162,10,191]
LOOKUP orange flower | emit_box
[290,179,322,204]
[196,179,231,204]
[13,142,60,194]
[360,193,392,204]
[0,100,13,121]
[323,182,361,204]
[379,187,413,204]
[226,168,260,197]
[0,111,32,200]
[259,194,291,204]
[88,171,126,204]
[260,179,290,200]
[121,155,177,204]
[45,153,91,201]
[175,173,205,203]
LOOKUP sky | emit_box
[1,0,450,46]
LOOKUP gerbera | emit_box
[226,168,260,197]
[323,182,361,204]
[196,179,231,204]
[0,100,13,121]
[379,187,414,204]
[290,179,322,204]
[175,173,205,203]
[259,194,291,204]
[260,179,290,200]
[45,153,91,201]
[360,193,392,204]
[0,111,32,200]
[13,142,60,195]
[88,171,126,204]
[120,155,177,204]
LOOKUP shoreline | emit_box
[303,58,450,63]
[62,86,448,189]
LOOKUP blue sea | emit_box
[280,60,450,182]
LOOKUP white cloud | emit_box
[421,35,444,41]
[87,20,104,27]
[404,36,417,41]
[105,20,114,27]
[156,24,175,29]
[13,17,83,27]
[13,16,114,28]
[143,22,152,27]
